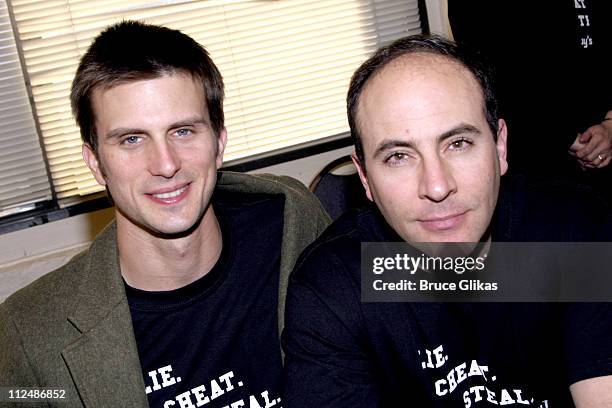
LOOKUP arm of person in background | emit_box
[571,376,612,407]
[569,111,612,169]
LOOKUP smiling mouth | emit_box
[152,185,188,199]
[148,184,190,204]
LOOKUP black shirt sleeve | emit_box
[565,302,612,386]
[282,243,381,408]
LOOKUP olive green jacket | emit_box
[0,172,330,407]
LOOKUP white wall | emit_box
[0,208,115,301]
[426,0,452,38]
[0,146,353,302]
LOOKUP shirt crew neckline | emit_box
[124,211,233,312]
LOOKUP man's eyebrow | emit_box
[167,116,209,130]
[105,127,144,140]
[104,117,209,140]
[437,123,481,142]
[373,139,416,159]
[372,123,482,159]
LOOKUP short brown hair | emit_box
[71,20,224,151]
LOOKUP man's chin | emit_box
[124,214,205,240]
[400,227,487,254]
[149,217,205,239]
[412,242,484,258]
[401,227,473,243]
[116,200,212,239]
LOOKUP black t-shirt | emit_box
[283,176,612,407]
[448,0,611,197]
[127,191,285,408]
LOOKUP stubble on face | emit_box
[354,53,507,244]
[86,73,226,240]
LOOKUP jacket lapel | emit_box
[63,222,148,407]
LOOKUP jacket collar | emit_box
[67,222,125,332]
[64,222,148,407]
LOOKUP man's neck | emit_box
[116,208,223,291]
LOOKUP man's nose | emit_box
[148,139,181,178]
[417,155,457,202]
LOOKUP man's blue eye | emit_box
[176,129,191,137]
[122,136,140,144]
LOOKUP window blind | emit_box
[7,0,422,205]
[0,0,51,216]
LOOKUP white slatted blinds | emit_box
[6,0,421,207]
[0,0,51,216]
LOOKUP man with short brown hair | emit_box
[0,21,329,407]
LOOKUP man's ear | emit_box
[496,119,509,176]
[351,151,374,202]
[215,128,228,169]
[82,144,106,186]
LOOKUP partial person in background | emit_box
[448,0,611,201]
[0,21,329,407]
